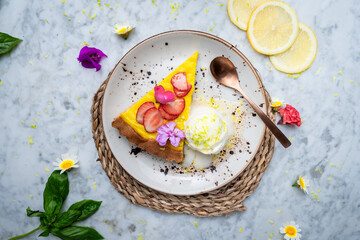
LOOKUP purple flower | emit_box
[77,46,107,71]
[156,122,185,147]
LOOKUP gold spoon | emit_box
[210,56,291,148]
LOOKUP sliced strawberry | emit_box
[143,108,164,133]
[136,102,155,124]
[174,83,192,98]
[162,99,185,116]
[171,72,188,91]
[158,105,179,120]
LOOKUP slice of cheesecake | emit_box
[112,51,198,162]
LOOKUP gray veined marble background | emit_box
[1,0,359,239]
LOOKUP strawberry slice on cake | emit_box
[112,51,198,162]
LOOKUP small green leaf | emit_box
[0,32,22,55]
[39,229,50,237]
[53,210,82,228]
[43,170,69,215]
[26,207,46,218]
[68,200,102,221]
[51,226,104,240]
[40,217,49,228]
[292,182,300,188]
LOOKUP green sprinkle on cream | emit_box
[338,70,343,75]
[78,96,82,103]
[152,0,157,6]
[31,124,36,128]
[45,19,49,24]
[194,221,198,227]
[239,228,243,232]
[269,220,274,224]
[328,178,332,181]
[30,194,34,199]
[92,181,97,190]
[44,167,50,172]
[277,210,282,213]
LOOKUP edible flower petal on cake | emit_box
[156,122,185,147]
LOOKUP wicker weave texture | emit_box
[91,72,275,217]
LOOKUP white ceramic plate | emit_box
[102,30,267,195]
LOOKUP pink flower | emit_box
[278,104,302,127]
[154,85,175,104]
[156,122,185,147]
[77,46,107,71]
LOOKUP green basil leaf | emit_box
[26,206,46,218]
[40,217,49,228]
[51,226,104,240]
[0,32,22,55]
[43,170,69,215]
[68,200,102,221]
[53,210,82,228]
[39,229,50,237]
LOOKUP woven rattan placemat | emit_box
[91,71,276,217]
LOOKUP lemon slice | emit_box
[227,0,267,31]
[269,23,317,73]
[247,1,299,55]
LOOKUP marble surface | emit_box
[1,0,359,239]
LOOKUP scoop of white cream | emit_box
[185,105,230,154]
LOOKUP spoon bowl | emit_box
[210,56,291,148]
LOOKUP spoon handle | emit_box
[234,85,291,148]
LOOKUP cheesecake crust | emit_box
[112,115,183,163]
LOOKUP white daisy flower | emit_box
[296,175,310,193]
[271,99,284,111]
[53,153,79,174]
[113,23,135,39]
[280,221,301,240]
